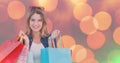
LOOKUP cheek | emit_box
[29,22,33,28]
[39,22,43,27]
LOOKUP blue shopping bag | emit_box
[40,48,72,63]
[40,32,72,63]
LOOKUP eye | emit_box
[31,19,35,21]
[38,19,43,22]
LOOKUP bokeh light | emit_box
[81,58,98,63]
[113,27,120,45]
[71,45,87,62]
[108,50,120,63]
[73,3,93,21]
[94,11,112,31]
[61,35,76,48]
[80,16,98,35]
[101,0,120,11]
[87,31,106,50]
[0,4,8,22]
[86,49,95,59]
[75,48,87,62]
[32,0,58,12]
[80,49,95,62]
[46,18,53,33]
[70,0,87,5]
[7,1,26,20]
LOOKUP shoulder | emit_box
[41,34,51,48]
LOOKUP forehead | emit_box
[31,13,42,19]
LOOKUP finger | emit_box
[19,30,25,36]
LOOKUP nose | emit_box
[34,20,38,25]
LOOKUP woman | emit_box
[19,6,60,63]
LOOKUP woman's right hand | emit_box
[19,30,29,46]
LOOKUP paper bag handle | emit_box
[48,32,63,48]
[16,34,24,42]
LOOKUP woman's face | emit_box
[29,13,43,32]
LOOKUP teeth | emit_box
[33,26,39,29]
[34,27,38,28]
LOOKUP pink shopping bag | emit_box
[1,43,24,63]
[0,40,22,62]
[17,45,29,63]
[0,35,24,63]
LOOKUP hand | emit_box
[51,29,60,39]
[19,30,29,46]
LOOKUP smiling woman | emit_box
[19,6,60,63]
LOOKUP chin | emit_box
[31,27,41,32]
[32,29,40,32]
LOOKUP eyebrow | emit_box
[30,18,43,20]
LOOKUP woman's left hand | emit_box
[51,29,60,39]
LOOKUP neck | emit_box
[32,31,41,43]
[32,31,40,37]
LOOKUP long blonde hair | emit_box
[26,6,49,38]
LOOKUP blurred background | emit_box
[0,0,120,63]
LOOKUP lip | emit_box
[32,25,40,29]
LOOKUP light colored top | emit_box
[30,42,44,63]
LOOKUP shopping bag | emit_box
[17,45,29,63]
[1,42,23,63]
[40,48,72,63]
[26,51,34,63]
[0,40,23,62]
[0,35,24,62]
[40,32,72,63]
